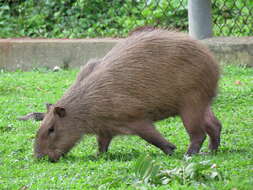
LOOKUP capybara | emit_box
[35,29,222,162]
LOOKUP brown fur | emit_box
[128,26,157,35]
[35,29,222,162]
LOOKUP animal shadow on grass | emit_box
[64,150,142,162]
[34,152,190,164]
[62,148,187,163]
[218,147,248,155]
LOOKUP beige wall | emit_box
[0,37,252,71]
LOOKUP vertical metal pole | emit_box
[188,0,213,39]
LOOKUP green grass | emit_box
[0,65,252,190]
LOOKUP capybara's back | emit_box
[35,29,222,162]
[91,30,220,122]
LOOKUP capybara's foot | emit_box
[186,147,200,155]
[186,141,204,155]
[208,138,220,152]
[162,143,176,155]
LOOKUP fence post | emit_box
[188,0,213,39]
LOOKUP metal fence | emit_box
[212,0,253,36]
[120,0,253,37]
[0,0,252,38]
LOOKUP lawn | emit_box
[0,64,252,190]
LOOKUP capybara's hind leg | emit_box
[130,121,176,155]
[180,106,207,155]
[204,107,222,151]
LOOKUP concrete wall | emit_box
[203,37,253,67]
[0,37,252,71]
[0,39,117,71]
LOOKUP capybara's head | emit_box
[34,105,81,162]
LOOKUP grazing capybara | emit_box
[35,29,222,162]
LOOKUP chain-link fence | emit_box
[120,0,253,37]
[212,0,253,36]
[0,0,252,38]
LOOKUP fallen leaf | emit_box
[235,80,242,85]
[19,186,28,190]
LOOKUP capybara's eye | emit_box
[48,126,54,134]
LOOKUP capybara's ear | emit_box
[54,107,66,118]
[45,103,53,112]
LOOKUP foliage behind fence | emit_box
[0,0,252,38]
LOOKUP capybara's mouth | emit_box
[47,151,62,162]
[48,156,60,163]
[35,151,62,162]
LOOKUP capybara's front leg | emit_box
[97,135,113,155]
[130,121,176,155]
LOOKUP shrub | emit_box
[0,0,251,38]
